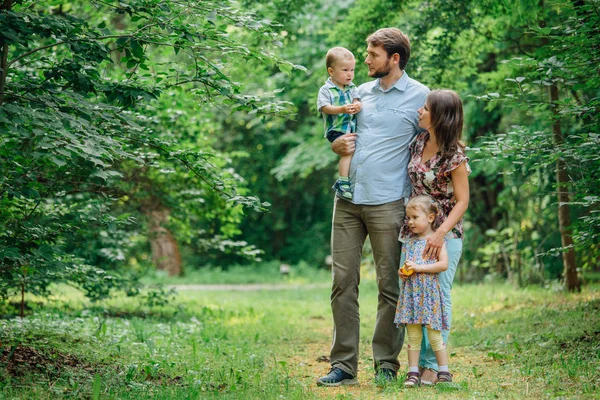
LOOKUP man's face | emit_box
[365,44,393,78]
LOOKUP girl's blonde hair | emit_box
[406,195,440,227]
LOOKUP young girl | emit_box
[394,195,452,387]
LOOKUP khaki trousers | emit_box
[329,197,405,377]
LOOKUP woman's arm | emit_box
[423,162,470,260]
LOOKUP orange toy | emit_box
[400,263,414,276]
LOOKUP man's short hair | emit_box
[367,28,411,70]
[326,47,355,69]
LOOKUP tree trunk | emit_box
[20,281,25,318]
[512,232,522,287]
[147,208,182,276]
[548,84,579,292]
[0,0,13,106]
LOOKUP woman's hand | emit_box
[423,230,445,260]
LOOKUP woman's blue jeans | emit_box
[399,237,463,371]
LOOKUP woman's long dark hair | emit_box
[427,90,465,158]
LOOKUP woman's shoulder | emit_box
[409,131,429,151]
[438,147,470,175]
[416,131,429,142]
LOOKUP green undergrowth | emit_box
[140,261,332,286]
[1,282,598,399]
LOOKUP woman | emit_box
[400,89,470,385]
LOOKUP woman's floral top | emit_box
[400,131,471,241]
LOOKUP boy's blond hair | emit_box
[326,47,355,69]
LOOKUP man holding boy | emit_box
[317,28,429,387]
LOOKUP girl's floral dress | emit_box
[394,238,448,331]
[399,131,471,241]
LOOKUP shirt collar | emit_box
[374,71,409,93]
[325,77,356,90]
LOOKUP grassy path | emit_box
[1,281,599,399]
[169,283,330,291]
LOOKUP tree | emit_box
[258,0,599,288]
[0,0,301,300]
[407,0,598,288]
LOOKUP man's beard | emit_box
[369,63,392,78]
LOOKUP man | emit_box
[317,28,429,387]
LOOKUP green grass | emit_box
[1,281,598,399]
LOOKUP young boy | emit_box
[317,47,362,200]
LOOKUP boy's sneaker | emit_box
[332,180,353,200]
[316,367,358,387]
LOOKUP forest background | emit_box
[2,0,600,302]
[1,0,600,398]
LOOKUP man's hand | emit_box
[331,133,356,156]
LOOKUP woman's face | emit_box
[417,102,432,131]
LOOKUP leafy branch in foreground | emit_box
[0,0,302,299]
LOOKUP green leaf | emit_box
[92,374,101,400]
[50,156,66,167]
[130,39,144,59]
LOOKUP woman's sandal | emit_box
[436,371,453,383]
[404,372,421,387]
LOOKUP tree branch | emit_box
[6,35,134,68]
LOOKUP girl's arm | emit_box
[423,162,470,260]
[407,243,448,273]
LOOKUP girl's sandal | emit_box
[436,371,453,383]
[404,372,421,387]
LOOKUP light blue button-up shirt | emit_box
[349,72,429,205]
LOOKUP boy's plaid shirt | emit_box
[317,78,359,136]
